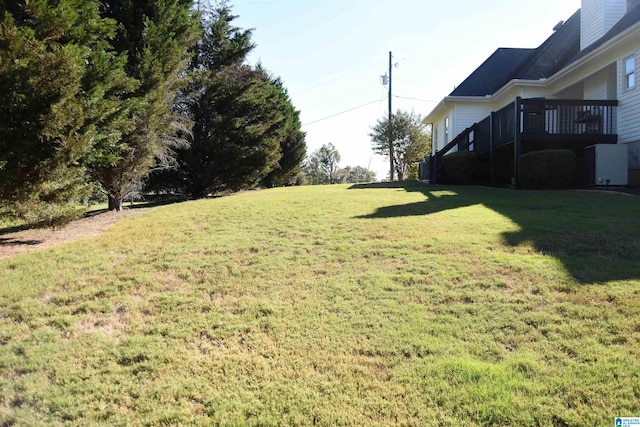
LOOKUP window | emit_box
[625,56,635,89]
[444,117,450,143]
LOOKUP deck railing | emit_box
[428,98,619,183]
[520,99,618,139]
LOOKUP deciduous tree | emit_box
[304,143,342,185]
[370,110,431,180]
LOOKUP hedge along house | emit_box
[423,0,640,187]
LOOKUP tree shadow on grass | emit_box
[0,237,42,246]
[350,181,640,284]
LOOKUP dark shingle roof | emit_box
[518,10,581,79]
[448,3,640,99]
[449,9,582,97]
[449,48,535,96]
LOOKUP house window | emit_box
[625,56,635,89]
[444,117,450,144]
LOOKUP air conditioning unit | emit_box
[585,144,628,186]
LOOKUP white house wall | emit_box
[452,104,493,137]
[582,66,617,99]
[433,116,446,153]
[617,49,640,175]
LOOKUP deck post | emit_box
[513,97,522,189]
[490,111,495,186]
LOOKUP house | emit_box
[423,0,640,187]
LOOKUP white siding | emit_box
[581,0,626,50]
[453,105,493,137]
[433,119,446,152]
[618,50,640,144]
[584,72,608,99]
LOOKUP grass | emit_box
[1,182,640,426]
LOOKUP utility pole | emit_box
[388,51,394,181]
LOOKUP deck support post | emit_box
[513,97,522,189]
[490,111,495,186]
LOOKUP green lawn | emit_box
[1,183,639,426]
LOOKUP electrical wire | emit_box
[393,95,439,103]
[299,60,386,93]
[301,99,383,127]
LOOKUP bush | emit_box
[440,151,479,184]
[408,163,419,180]
[518,149,577,189]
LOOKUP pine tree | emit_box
[178,65,284,198]
[0,0,136,226]
[91,0,199,211]
[154,3,305,197]
[261,75,307,187]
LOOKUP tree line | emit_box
[303,111,431,185]
[0,0,306,226]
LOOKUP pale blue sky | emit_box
[231,0,581,179]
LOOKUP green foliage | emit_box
[260,75,307,188]
[0,0,136,226]
[370,109,431,180]
[440,151,479,184]
[151,4,305,197]
[90,0,199,210]
[197,0,255,73]
[519,149,577,189]
[304,143,342,185]
[408,162,419,180]
[181,65,284,197]
[344,165,377,183]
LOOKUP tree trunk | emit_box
[108,194,123,211]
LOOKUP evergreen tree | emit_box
[92,0,199,211]
[261,75,307,187]
[178,65,284,198]
[150,3,305,198]
[0,0,136,226]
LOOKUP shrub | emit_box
[408,163,419,180]
[518,149,577,189]
[440,151,479,184]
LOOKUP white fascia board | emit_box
[547,23,640,91]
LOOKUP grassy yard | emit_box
[1,182,639,426]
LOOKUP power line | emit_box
[299,60,386,93]
[301,99,382,127]
[393,95,439,103]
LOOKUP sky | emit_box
[231,0,582,180]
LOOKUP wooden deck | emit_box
[427,98,619,185]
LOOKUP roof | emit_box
[449,48,535,96]
[449,9,581,97]
[517,10,581,79]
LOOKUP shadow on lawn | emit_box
[350,181,640,284]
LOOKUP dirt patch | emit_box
[0,209,151,260]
